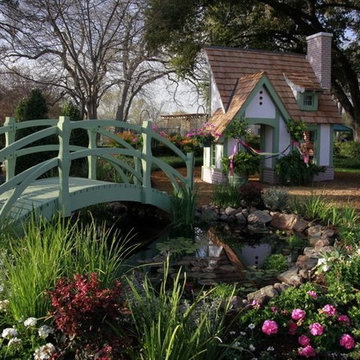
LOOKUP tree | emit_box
[14,89,56,174]
[0,0,172,121]
[145,0,360,140]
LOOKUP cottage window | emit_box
[303,94,313,106]
[297,91,318,111]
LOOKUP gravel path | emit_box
[151,167,360,209]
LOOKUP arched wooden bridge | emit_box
[0,117,194,221]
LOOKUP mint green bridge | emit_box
[0,117,194,221]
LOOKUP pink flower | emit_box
[306,290,317,299]
[270,306,278,313]
[292,309,306,321]
[340,334,355,349]
[338,315,351,326]
[251,300,260,309]
[322,304,336,316]
[309,323,324,336]
[261,320,278,335]
[298,345,316,357]
[288,321,298,335]
[298,335,311,347]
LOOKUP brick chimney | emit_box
[306,32,333,90]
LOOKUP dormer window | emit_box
[297,91,318,111]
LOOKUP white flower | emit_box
[33,343,56,360]
[24,317,37,327]
[248,323,255,330]
[2,327,18,339]
[8,337,21,348]
[38,325,54,339]
[229,331,236,335]
[317,258,329,272]
[0,300,9,312]
[267,346,274,351]
[239,331,246,336]
[0,284,3,292]
[249,344,256,351]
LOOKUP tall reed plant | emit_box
[126,260,234,360]
[290,194,329,221]
[0,215,136,321]
[171,186,197,237]
[213,183,241,208]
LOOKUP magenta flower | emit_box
[322,304,336,316]
[288,321,298,335]
[292,309,306,321]
[309,323,324,336]
[298,335,311,347]
[340,334,355,349]
[270,306,278,313]
[261,320,278,335]
[298,345,316,358]
[338,315,351,326]
[306,290,317,299]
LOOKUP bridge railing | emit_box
[0,116,194,217]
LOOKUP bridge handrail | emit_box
[0,116,194,218]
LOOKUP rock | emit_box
[247,285,278,305]
[225,207,237,216]
[270,213,307,231]
[293,218,309,233]
[306,225,322,238]
[314,239,330,248]
[296,255,318,270]
[273,282,290,293]
[247,223,269,234]
[299,269,311,280]
[277,267,302,286]
[248,210,272,225]
[235,212,247,226]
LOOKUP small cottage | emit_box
[202,32,342,184]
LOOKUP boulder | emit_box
[270,213,308,231]
[248,210,272,225]
[296,255,318,270]
[277,267,302,286]
[247,285,278,305]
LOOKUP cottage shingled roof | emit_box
[205,47,341,125]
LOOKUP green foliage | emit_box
[224,119,247,139]
[275,150,324,186]
[15,89,48,121]
[171,186,197,237]
[334,141,360,159]
[222,151,260,177]
[334,157,360,170]
[14,89,56,175]
[262,254,288,272]
[213,183,241,208]
[262,187,288,211]
[290,194,329,221]
[156,237,200,259]
[126,259,233,360]
[286,119,306,141]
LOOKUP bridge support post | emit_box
[58,116,71,216]
[4,117,16,181]
[141,121,152,203]
[185,152,195,190]
[88,129,97,180]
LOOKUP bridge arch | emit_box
[0,117,194,220]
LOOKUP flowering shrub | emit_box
[236,283,358,358]
[48,273,132,359]
[0,316,55,359]
[111,130,142,148]
[186,122,220,146]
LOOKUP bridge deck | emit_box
[0,177,171,220]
